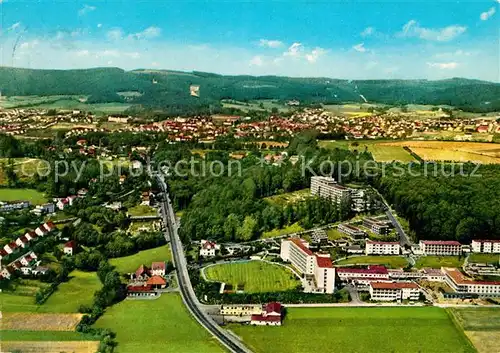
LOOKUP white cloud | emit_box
[353,43,367,53]
[305,47,326,63]
[399,20,466,41]
[284,42,303,57]
[480,7,496,21]
[97,24,102,28]
[361,27,375,37]
[129,26,161,40]
[107,29,123,41]
[76,50,90,57]
[19,40,39,50]
[259,39,284,48]
[249,56,264,66]
[78,5,96,16]
[427,62,459,70]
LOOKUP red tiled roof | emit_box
[370,282,418,289]
[265,302,282,314]
[289,238,313,256]
[135,265,150,277]
[251,315,281,322]
[151,262,166,271]
[443,267,500,286]
[8,242,17,249]
[146,275,167,286]
[20,235,29,243]
[202,241,217,249]
[64,240,76,249]
[127,284,153,292]
[316,255,333,268]
[421,240,461,246]
[0,249,8,256]
[337,265,388,275]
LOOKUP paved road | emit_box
[155,174,252,353]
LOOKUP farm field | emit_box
[264,189,310,205]
[1,341,100,353]
[262,222,304,239]
[450,307,500,353]
[0,279,49,312]
[204,260,300,293]
[110,245,171,274]
[38,270,101,313]
[382,141,500,164]
[231,307,475,353]
[93,293,224,353]
[1,312,83,331]
[468,253,500,264]
[318,140,415,163]
[414,256,464,269]
[335,255,409,268]
[0,330,92,341]
[0,187,47,204]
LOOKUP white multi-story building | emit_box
[280,238,335,294]
[443,267,500,297]
[419,240,462,256]
[337,265,390,285]
[363,218,390,235]
[338,224,366,238]
[365,240,400,255]
[369,282,420,301]
[471,240,500,254]
[310,177,351,203]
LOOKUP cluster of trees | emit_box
[376,164,500,242]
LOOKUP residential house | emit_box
[32,266,49,276]
[15,235,29,248]
[135,265,150,280]
[3,242,17,254]
[200,240,220,257]
[151,262,166,276]
[250,302,283,326]
[1,267,12,279]
[63,241,76,256]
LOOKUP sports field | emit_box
[450,307,500,353]
[318,140,415,163]
[231,307,476,353]
[0,188,47,204]
[468,253,500,264]
[414,256,464,269]
[335,255,409,268]
[38,270,102,313]
[93,293,225,353]
[110,245,171,274]
[204,260,300,293]
[382,141,500,164]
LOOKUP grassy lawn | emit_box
[262,222,304,239]
[231,307,475,353]
[335,255,409,268]
[264,189,310,206]
[415,256,464,269]
[38,271,101,313]
[326,228,346,240]
[93,293,224,353]
[204,260,300,293]
[127,204,158,217]
[0,188,47,204]
[0,330,92,341]
[318,140,415,163]
[110,245,171,274]
[0,293,41,312]
[468,253,500,264]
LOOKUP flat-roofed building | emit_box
[365,240,400,255]
[310,176,351,203]
[363,218,390,235]
[220,304,263,316]
[471,240,500,254]
[338,224,366,238]
[419,240,462,256]
[280,238,336,293]
[369,282,420,301]
[337,265,390,285]
[443,267,500,297]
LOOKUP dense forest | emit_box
[376,164,500,242]
[1,67,499,113]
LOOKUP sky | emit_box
[0,0,498,81]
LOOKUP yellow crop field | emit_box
[2,341,100,353]
[381,141,500,164]
[1,313,83,331]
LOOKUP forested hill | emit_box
[1,66,499,113]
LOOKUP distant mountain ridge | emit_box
[1,66,499,113]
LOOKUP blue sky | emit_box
[0,0,498,80]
